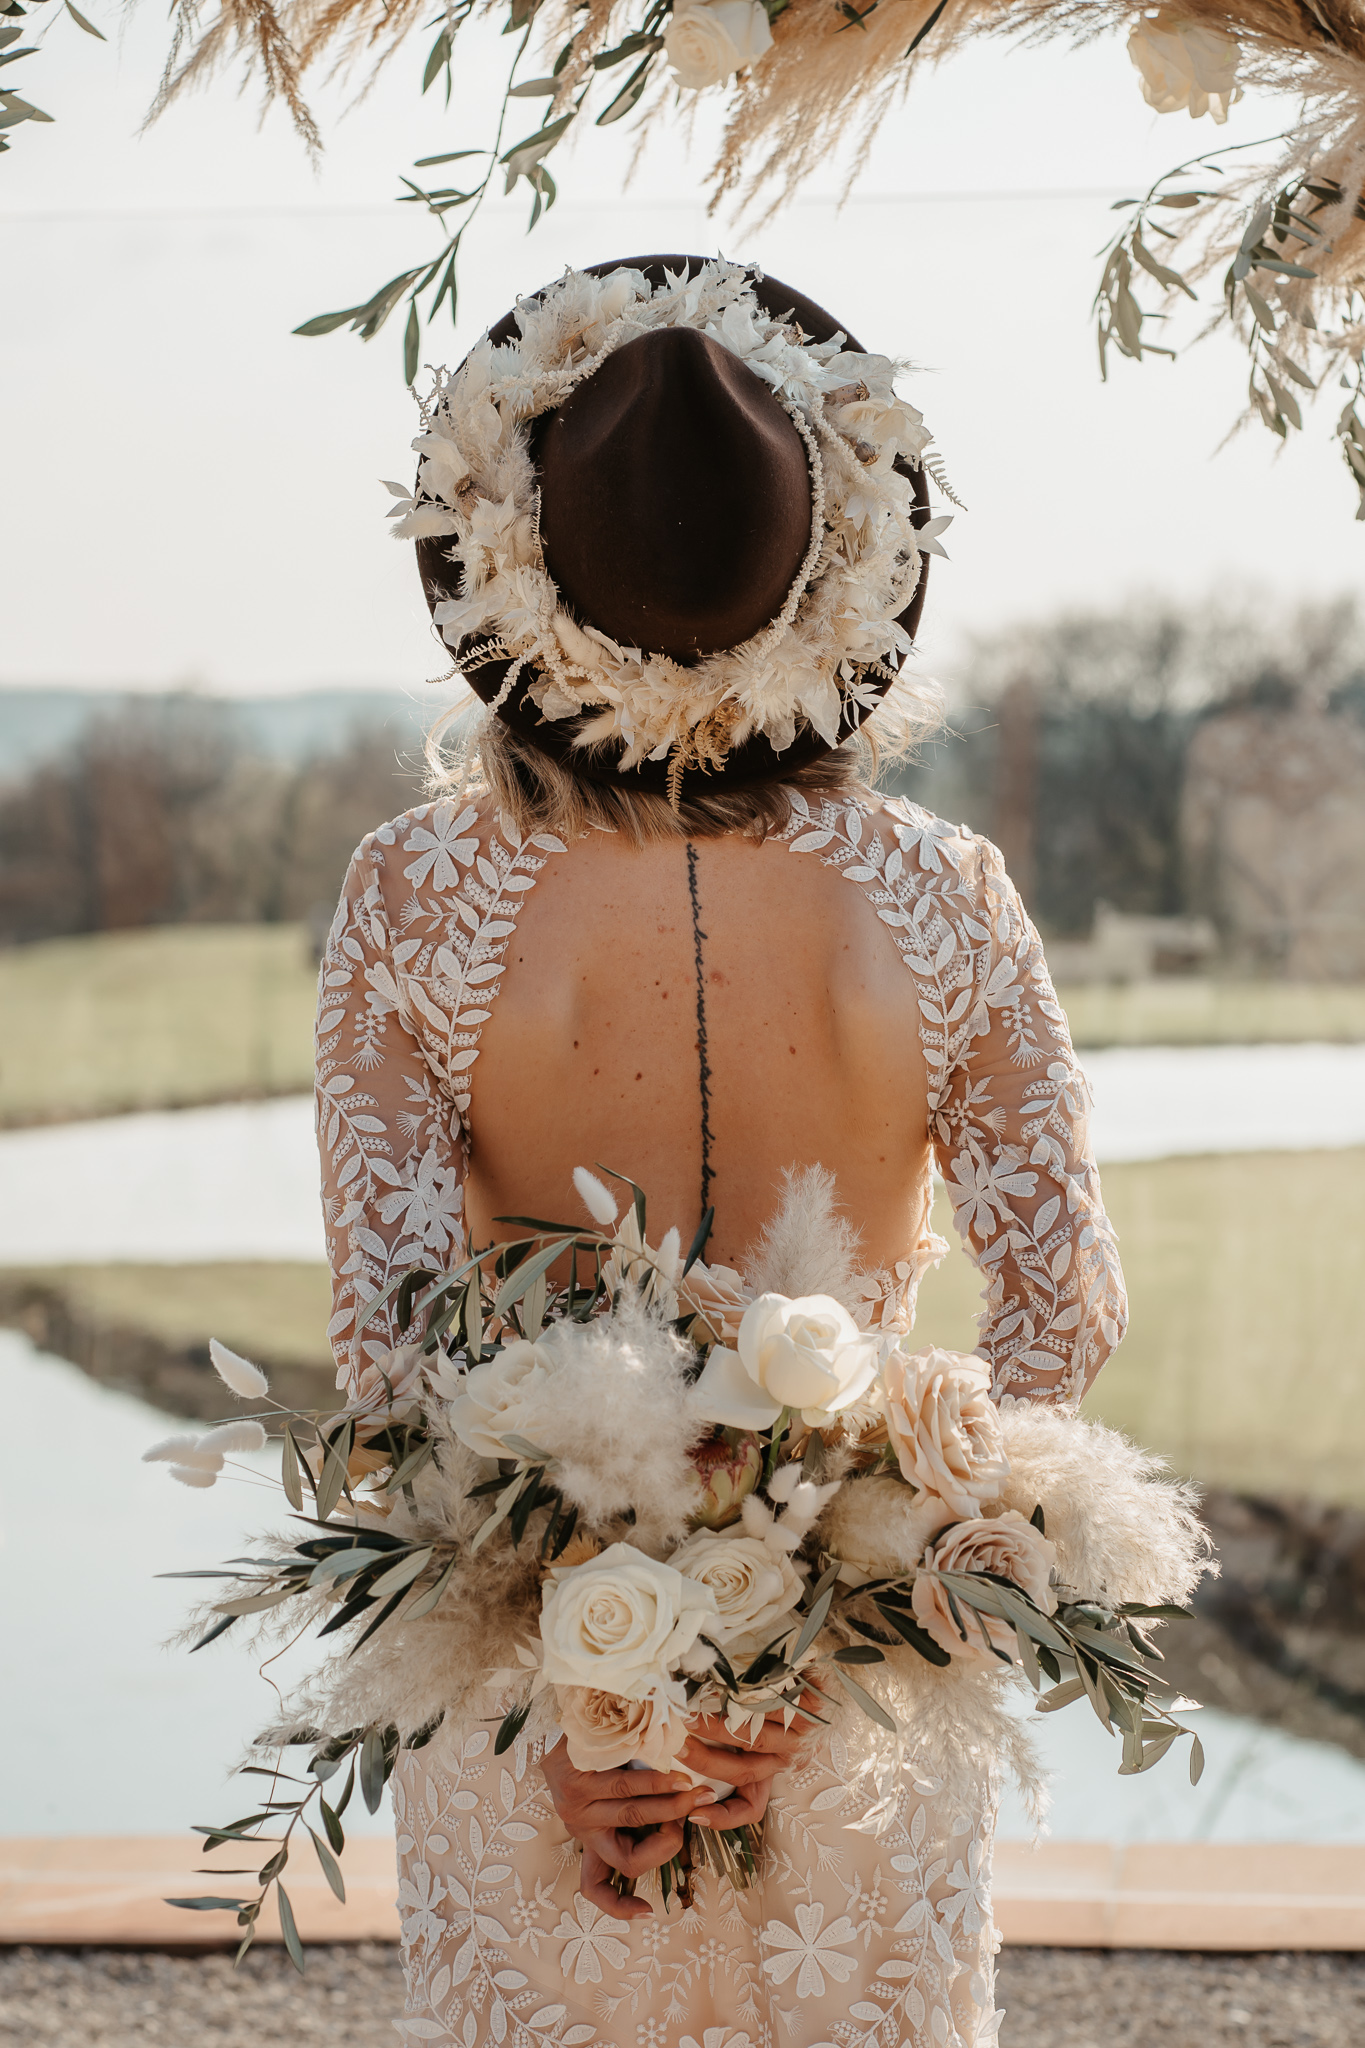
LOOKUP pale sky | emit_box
[3,7,1359,698]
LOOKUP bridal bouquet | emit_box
[152,1165,1210,1964]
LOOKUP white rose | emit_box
[911,1512,1058,1669]
[539,1541,717,1700]
[668,1529,805,1651]
[1127,11,1241,123]
[692,1293,879,1430]
[556,1686,687,1772]
[447,1338,560,1460]
[882,1347,1012,1520]
[664,0,772,91]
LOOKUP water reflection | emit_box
[7,1328,1365,1843]
[2,1044,1364,1265]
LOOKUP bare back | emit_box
[466,824,932,1272]
[316,785,1126,1405]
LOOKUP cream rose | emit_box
[664,0,772,91]
[668,1529,805,1651]
[557,1686,686,1772]
[1127,11,1241,123]
[678,1258,751,1347]
[692,1293,879,1431]
[447,1338,560,1460]
[539,1541,717,1700]
[911,1512,1058,1669]
[882,1347,1011,1519]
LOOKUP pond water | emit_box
[6,1328,1365,1844]
[2,1042,1364,1266]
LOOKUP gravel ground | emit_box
[1,1947,1363,2048]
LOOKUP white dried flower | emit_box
[142,1433,207,1466]
[572,1166,619,1229]
[168,1463,220,1490]
[208,1339,269,1400]
[196,1420,269,1455]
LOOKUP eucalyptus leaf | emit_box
[360,1727,387,1814]
[365,1547,434,1599]
[832,1664,897,1732]
[307,1825,347,1903]
[276,1881,305,1973]
[405,1552,458,1618]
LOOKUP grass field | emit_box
[0,924,318,1124]
[3,923,1364,1126]
[1056,978,1365,1048]
[913,1147,1365,1506]
[5,1147,1362,1504]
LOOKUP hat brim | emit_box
[416,255,932,795]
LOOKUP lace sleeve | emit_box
[928,832,1127,1406]
[314,824,468,1395]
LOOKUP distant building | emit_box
[1045,902,1216,985]
[1181,701,1365,980]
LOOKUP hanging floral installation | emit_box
[85,0,1365,513]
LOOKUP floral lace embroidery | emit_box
[315,798,565,1384]
[316,790,1125,1398]
[390,1723,1003,2048]
[780,791,1127,1406]
[314,783,1125,2048]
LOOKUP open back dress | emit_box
[315,784,1127,2048]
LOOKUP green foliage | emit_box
[295,0,676,380]
[0,0,107,158]
[1098,141,1365,521]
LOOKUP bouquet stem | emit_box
[610,1820,762,1913]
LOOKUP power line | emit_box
[0,187,1128,225]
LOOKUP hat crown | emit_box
[535,325,813,661]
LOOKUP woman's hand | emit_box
[539,1740,716,1921]
[676,1690,820,1830]
[541,1693,821,1919]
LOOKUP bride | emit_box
[314,256,1127,2048]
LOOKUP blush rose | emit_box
[882,1346,1012,1518]
[911,1511,1058,1668]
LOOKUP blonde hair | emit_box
[424,673,942,847]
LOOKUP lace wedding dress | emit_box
[315,789,1127,2048]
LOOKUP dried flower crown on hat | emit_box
[386,258,952,784]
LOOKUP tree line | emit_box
[3,598,1363,948]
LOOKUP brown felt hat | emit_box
[416,256,931,795]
